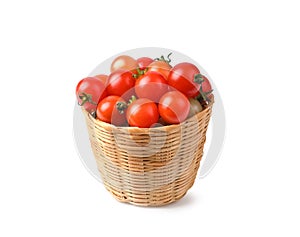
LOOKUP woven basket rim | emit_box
[83,95,214,132]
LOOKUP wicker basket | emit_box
[82,99,213,206]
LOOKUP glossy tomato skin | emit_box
[158,91,190,124]
[94,74,108,85]
[137,57,154,70]
[135,71,169,102]
[126,98,159,128]
[168,62,201,98]
[96,95,126,126]
[147,61,172,79]
[110,55,138,72]
[76,77,107,113]
[106,69,135,100]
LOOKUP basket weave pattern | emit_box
[82,102,213,206]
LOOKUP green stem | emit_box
[133,67,147,79]
[128,95,137,104]
[116,101,128,114]
[116,95,137,114]
[78,92,97,106]
[194,73,204,84]
[166,52,172,63]
[154,52,173,64]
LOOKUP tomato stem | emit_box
[166,52,172,63]
[116,102,128,114]
[133,67,147,79]
[78,92,97,106]
[194,73,204,84]
[116,95,137,114]
[128,95,137,104]
[136,67,144,75]
[154,52,172,64]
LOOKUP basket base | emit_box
[103,177,196,207]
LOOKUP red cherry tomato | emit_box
[96,95,127,126]
[167,62,202,97]
[137,57,154,70]
[76,77,107,113]
[158,91,190,124]
[106,69,136,100]
[135,71,169,102]
[110,55,138,72]
[126,98,159,128]
[147,60,172,79]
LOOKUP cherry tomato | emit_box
[110,55,138,72]
[94,74,108,85]
[158,91,190,124]
[147,60,172,79]
[135,71,169,102]
[126,98,159,128]
[187,98,203,118]
[137,57,154,70]
[96,95,127,126]
[168,62,202,97]
[106,69,135,100]
[76,77,107,113]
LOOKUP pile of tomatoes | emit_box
[76,53,213,128]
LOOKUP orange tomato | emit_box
[110,55,138,72]
[147,61,172,79]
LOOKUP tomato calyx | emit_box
[133,67,147,79]
[116,95,137,114]
[78,92,97,106]
[116,101,127,114]
[128,95,137,104]
[154,52,172,65]
[194,73,204,84]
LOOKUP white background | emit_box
[0,0,299,236]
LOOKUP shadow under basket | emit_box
[82,98,213,207]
